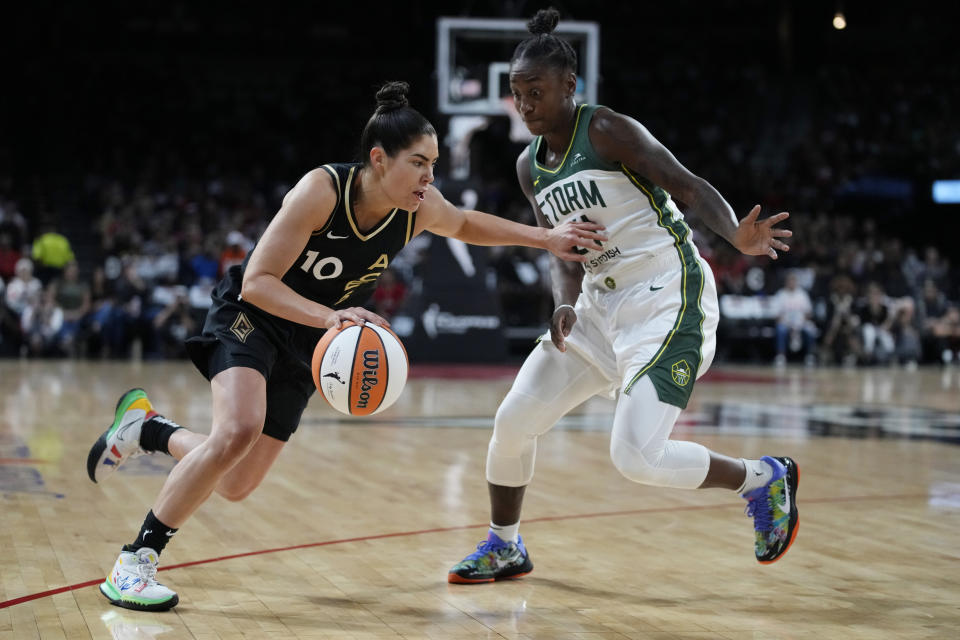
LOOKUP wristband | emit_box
[555,304,575,314]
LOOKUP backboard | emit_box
[437,17,600,116]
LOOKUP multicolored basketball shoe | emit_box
[86,388,154,483]
[743,456,799,564]
[448,531,533,584]
[100,547,178,611]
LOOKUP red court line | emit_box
[0,491,933,610]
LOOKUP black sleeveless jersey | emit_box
[275,162,416,308]
[213,162,417,360]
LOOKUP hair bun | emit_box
[375,81,410,112]
[527,7,560,35]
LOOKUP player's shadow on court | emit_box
[528,578,935,632]
[529,577,646,605]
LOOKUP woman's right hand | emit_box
[323,307,390,330]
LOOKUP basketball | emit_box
[311,322,409,416]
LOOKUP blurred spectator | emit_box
[877,239,910,298]
[901,247,926,293]
[50,261,91,356]
[0,198,28,247]
[916,278,949,324]
[819,273,861,367]
[136,239,180,285]
[31,221,75,284]
[771,271,817,366]
[856,282,895,365]
[4,258,43,316]
[710,244,751,295]
[929,306,960,365]
[21,289,63,356]
[917,246,949,290]
[219,230,251,277]
[149,284,196,358]
[890,297,921,368]
[86,266,116,357]
[371,269,407,321]
[0,231,22,282]
[186,238,220,285]
[917,278,956,364]
[188,277,216,312]
[0,277,21,356]
[89,261,147,358]
[111,262,149,357]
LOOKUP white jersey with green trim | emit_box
[529,104,695,289]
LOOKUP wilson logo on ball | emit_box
[312,321,408,416]
[355,350,381,410]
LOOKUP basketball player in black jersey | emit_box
[85,81,606,611]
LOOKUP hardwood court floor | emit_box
[1,360,959,639]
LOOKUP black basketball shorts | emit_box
[185,297,317,442]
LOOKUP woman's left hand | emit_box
[733,205,792,259]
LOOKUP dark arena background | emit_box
[1,2,958,639]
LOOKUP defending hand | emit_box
[733,205,792,259]
[544,221,607,262]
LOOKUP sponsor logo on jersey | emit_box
[604,277,617,290]
[584,247,623,272]
[230,312,255,343]
[671,360,691,386]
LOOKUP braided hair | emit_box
[359,81,436,163]
[510,8,578,74]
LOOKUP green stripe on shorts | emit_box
[621,166,706,409]
[624,255,706,408]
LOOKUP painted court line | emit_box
[0,491,933,610]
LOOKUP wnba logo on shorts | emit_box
[230,312,254,343]
[671,360,691,386]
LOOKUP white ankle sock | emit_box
[490,521,520,543]
[738,458,774,494]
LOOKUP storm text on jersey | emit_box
[536,179,607,225]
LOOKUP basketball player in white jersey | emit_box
[84,81,606,611]
[449,9,798,584]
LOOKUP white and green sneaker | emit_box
[86,388,154,483]
[99,547,178,612]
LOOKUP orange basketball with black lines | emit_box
[311,321,409,416]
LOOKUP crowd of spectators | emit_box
[696,214,959,367]
[2,6,957,366]
[4,178,956,367]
